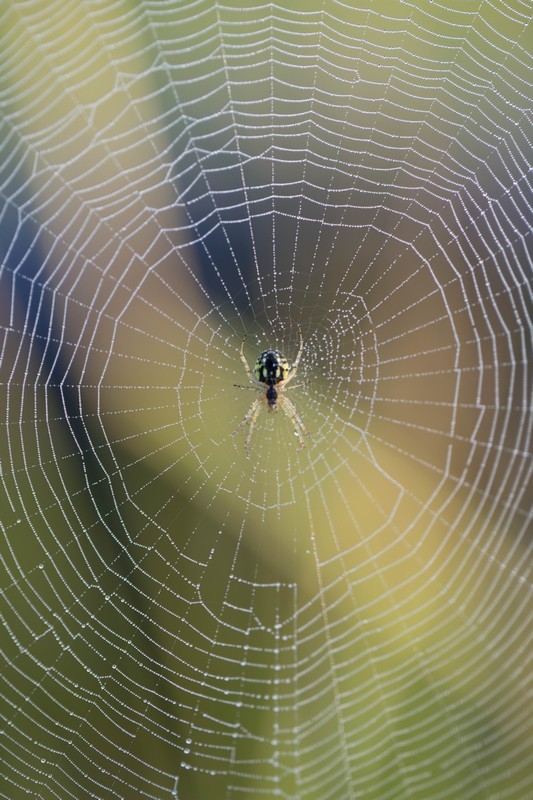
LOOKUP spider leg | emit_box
[233,396,261,434]
[244,399,263,458]
[232,396,263,458]
[239,335,255,381]
[282,327,303,387]
[283,381,307,391]
[278,394,310,450]
[238,336,263,387]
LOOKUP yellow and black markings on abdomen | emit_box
[253,349,289,385]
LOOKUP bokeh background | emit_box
[1,2,531,798]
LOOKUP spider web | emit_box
[1,1,532,798]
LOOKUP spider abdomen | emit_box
[254,349,289,385]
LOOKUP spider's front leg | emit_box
[232,396,262,458]
[244,399,263,458]
[279,395,310,450]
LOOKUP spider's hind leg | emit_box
[239,335,256,382]
[283,327,303,386]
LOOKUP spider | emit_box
[233,329,310,457]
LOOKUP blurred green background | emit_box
[1,2,531,798]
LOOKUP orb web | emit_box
[0,2,531,799]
